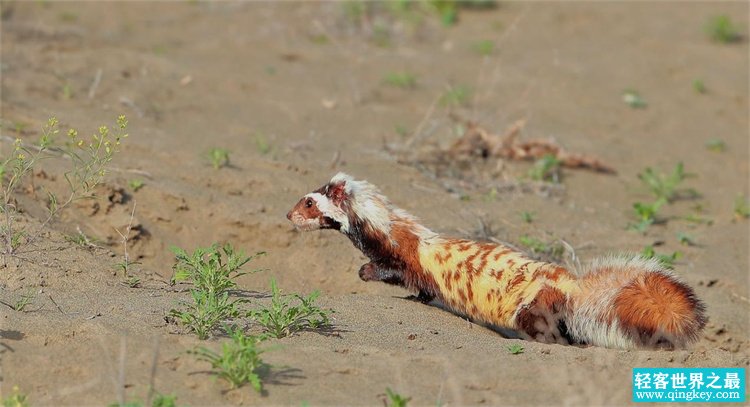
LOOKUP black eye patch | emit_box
[305,199,313,208]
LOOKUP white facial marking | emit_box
[306,192,350,232]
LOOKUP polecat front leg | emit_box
[358,262,435,303]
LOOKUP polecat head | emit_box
[286,173,353,232]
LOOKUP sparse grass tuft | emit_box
[249,279,332,339]
[169,244,264,339]
[2,385,29,407]
[190,325,269,392]
[440,85,471,107]
[638,162,696,202]
[472,39,495,56]
[13,290,36,312]
[677,232,695,246]
[628,198,666,233]
[622,89,647,108]
[255,133,272,155]
[207,147,229,169]
[692,79,707,94]
[734,195,750,220]
[518,235,564,262]
[705,139,726,152]
[507,343,524,354]
[383,72,417,89]
[528,154,561,183]
[384,388,411,407]
[641,245,681,269]
[521,211,534,223]
[128,178,145,192]
[0,116,127,257]
[705,15,741,43]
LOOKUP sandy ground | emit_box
[0,1,748,406]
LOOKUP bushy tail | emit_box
[566,256,706,349]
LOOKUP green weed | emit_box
[384,72,417,89]
[692,79,707,94]
[384,388,411,407]
[638,162,696,202]
[171,244,262,293]
[169,244,264,339]
[440,85,471,107]
[255,133,272,155]
[2,386,29,407]
[507,343,524,354]
[472,39,495,56]
[528,154,561,183]
[190,325,269,392]
[518,235,564,262]
[13,290,35,312]
[705,15,741,43]
[0,116,127,257]
[521,211,534,223]
[734,195,750,220]
[65,229,99,247]
[622,89,647,108]
[107,393,177,407]
[207,148,229,169]
[705,139,726,152]
[128,178,145,192]
[628,198,666,233]
[641,245,681,269]
[250,279,331,339]
[677,232,695,246]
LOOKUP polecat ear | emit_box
[327,181,347,206]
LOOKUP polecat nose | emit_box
[286,210,293,220]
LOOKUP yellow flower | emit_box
[17,153,25,160]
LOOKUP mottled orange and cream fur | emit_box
[287,173,706,349]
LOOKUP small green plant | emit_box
[440,85,471,107]
[250,279,332,339]
[641,245,681,269]
[705,15,741,43]
[255,133,272,155]
[107,393,177,407]
[383,72,417,89]
[207,147,229,169]
[171,244,262,294]
[677,232,695,246]
[692,79,707,94]
[472,39,495,56]
[124,275,141,288]
[394,124,409,138]
[190,325,269,392]
[628,198,666,233]
[171,290,244,340]
[518,235,564,262]
[2,385,29,407]
[705,139,726,152]
[734,195,750,220]
[521,211,534,223]
[65,229,99,247]
[622,89,647,108]
[13,290,35,312]
[151,394,177,407]
[638,162,696,202]
[169,244,263,339]
[528,154,561,183]
[62,82,73,99]
[384,388,411,407]
[128,178,145,192]
[0,116,127,258]
[507,343,524,354]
